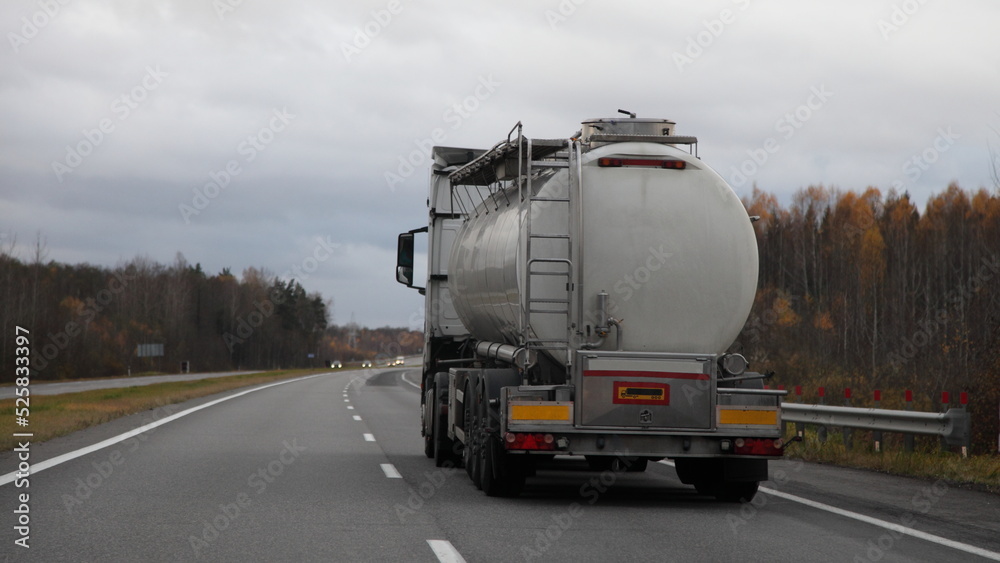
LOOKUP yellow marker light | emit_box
[718,408,778,426]
[510,403,571,422]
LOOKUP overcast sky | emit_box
[2,1,997,329]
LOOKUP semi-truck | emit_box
[395,114,786,500]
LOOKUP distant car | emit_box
[394,356,405,366]
[332,360,342,369]
[361,360,372,368]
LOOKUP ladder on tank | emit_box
[519,134,578,372]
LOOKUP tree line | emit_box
[736,183,1000,452]
[0,247,416,381]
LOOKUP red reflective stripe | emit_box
[583,370,709,380]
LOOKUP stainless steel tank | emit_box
[449,129,758,365]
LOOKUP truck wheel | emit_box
[433,373,458,468]
[466,382,482,489]
[422,385,434,459]
[714,481,759,503]
[480,433,525,497]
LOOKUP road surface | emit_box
[2,367,998,561]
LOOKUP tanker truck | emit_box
[395,114,786,501]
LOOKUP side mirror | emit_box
[396,232,414,286]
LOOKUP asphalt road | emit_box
[2,368,998,562]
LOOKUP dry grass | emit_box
[785,427,1000,493]
[1,369,339,451]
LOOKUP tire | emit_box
[467,382,482,490]
[480,433,526,497]
[432,374,457,468]
[422,388,434,459]
[715,481,759,503]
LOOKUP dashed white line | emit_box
[656,460,1000,561]
[363,433,375,442]
[343,399,350,402]
[347,406,354,410]
[427,539,466,563]
[380,463,402,478]
[353,415,362,421]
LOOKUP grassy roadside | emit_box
[1,369,343,452]
[784,428,1000,494]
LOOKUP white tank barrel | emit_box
[449,123,758,365]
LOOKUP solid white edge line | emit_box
[0,372,330,487]
[427,539,466,563]
[380,463,402,479]
[656,460,1000,561]
[363,433,376,442]
[400,371,421,389]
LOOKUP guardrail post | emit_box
[778,385,787,435]
[940,391,951,452]
[904,390,914,453]
[842,388,853,451]
[817,387,827,443]
[873,389,882,453]
[959,392,969,458]
[794,385,804,438]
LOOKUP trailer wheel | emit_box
[480,433,526,497]
[432,373,458,468]
[465,381,482,489]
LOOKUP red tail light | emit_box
[503,432,556,451]
[597,157,686,169]
[733,437,783,456]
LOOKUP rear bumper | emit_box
[502,424,784,458]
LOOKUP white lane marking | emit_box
[353,415,362,421]
[400,371,421,390]
[363,433,376,442]
[344,399,350,402]
[380,463,402,479]
[0,372,331,487]
[347,406,354,410]
[656,461,1000,560]
[427,540,466,563]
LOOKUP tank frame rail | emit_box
[586,133,699,158]
[446,126,567,187]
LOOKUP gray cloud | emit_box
[2,0,997,327]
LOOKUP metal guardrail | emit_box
[782,403,971,448]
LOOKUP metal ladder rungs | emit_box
[528,298,570,304]
[529,233,571,239]
[527,271,570,277]
[530,197,570,203]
